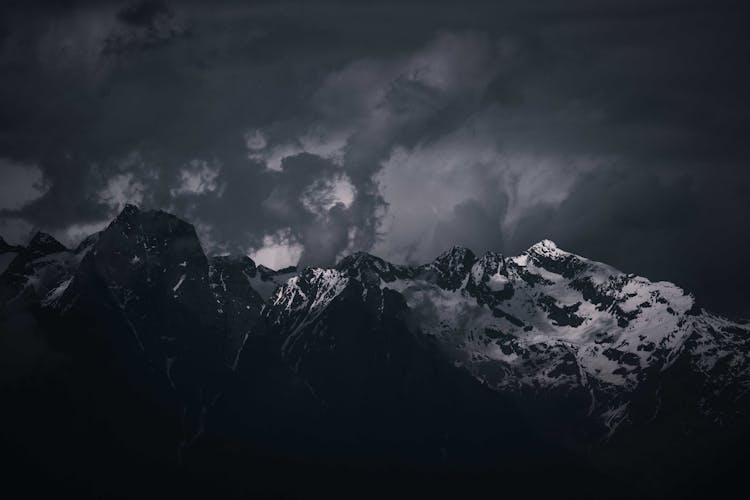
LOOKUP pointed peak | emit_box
[111,203,141,224]
[336,251,381,268]
[107,204,196,240]
[528,239,564,256]
[531,239,558,250]
[335,252,395,278]
[19,231,68,259]
[437,245,475,259]
[445,245,474,256]
[28,231,66,251]
[421,246,477,291]
[120,203,140,216]
[434,245,476,268]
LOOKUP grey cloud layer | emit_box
[1,1,749,317]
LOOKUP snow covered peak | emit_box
[528,239,563,256]
[267,266,350,332]
[264,237,746,438]
[473,251,505,272]
[10,203,746,447]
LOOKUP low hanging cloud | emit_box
[249,228,304,270]
[372,110,607,263]
[236,31,509,265]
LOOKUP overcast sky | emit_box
[1,0,749,318]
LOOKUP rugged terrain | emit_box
[1,205,749,498]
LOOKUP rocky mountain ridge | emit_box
[2,205,749,498]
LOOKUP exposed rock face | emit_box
[0,232,74,310]
[265,237,750,441]
[2,206,749,498]
[208,255,265,369]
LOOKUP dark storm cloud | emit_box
[116,0,170,27]
[104,0,190,55]
[1,1,749,317]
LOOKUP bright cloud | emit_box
[373,110,605,263]
[301,173,357,217]
[247,127,348,171]
[249,229,303,270]
[170,159,222,197]
[98,172,145,211]
[245,32,500,176]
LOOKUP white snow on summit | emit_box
[266,239,750,437]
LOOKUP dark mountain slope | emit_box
[1,206,749,499]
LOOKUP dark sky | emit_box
[1,0,749,318]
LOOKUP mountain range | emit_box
[1,205,749,499]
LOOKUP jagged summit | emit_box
[333,250,410,286]
[527,238,561,255]
[107,203,142,229]
[27,231,67,255]
[258,228,745,439]
[336,251,392,272]
[420,245,477,290]
[2,206,749,497]
[117,202,140,217]
[2,231,69,279]
[110,203,188,229]
[3,207,746,438]
[524,239,578,259]
[433,245,477,267]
